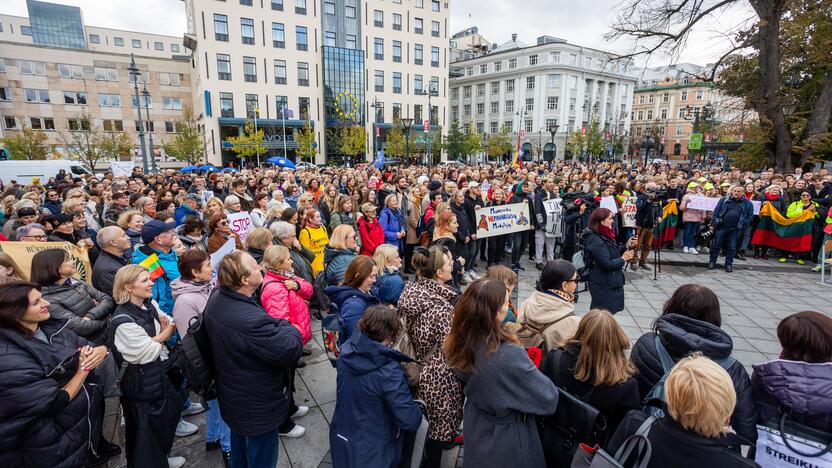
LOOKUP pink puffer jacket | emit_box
[261,270,313,345]
[680,193,706,223]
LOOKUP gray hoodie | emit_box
[170,278,212,337]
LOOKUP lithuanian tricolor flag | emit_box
[752,202,815,252]
[652,199,679,248]
[139,253,166,281]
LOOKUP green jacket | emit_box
[290,244,316,284]
[786,200,820,219]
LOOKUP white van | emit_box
[0,160,93,186]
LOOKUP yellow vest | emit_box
[299,225,329,274]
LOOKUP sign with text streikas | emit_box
[227,211,253,244]
[621,197,638,228]
[475,202,531,239]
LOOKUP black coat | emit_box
[584,231,626,313]
[41,280,114,342]
[0,320,102,468]
[563,209,590,254]
[92,249,129,297]
[450,201,472,242]
[607,410,756,468]
[204,287,303,436]
[630,314,757,442]
[533,190,558,230]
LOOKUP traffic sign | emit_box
[423,120,429,131]
[376,126,380,137]
[689,133,703,150]
[704,133,712,143]
[520,129,525,138]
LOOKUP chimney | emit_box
[511,33,518,42]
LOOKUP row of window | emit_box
[634,106,703,121]
[87,33,180,53]
[451,96,567,119]
[451,117,562,135]
[3,116,183,133]
[216,92,312,121]
[369,9,442,37]
[0,59,183,85]
[463,52,625,76]
[372,39,441,66]
[636,89,705,104]
[372,71,439,94]
[453,76,628,99]
[14,88,182,109]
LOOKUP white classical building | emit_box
[449,33,636,162]
[183,0,450,165]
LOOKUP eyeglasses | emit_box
[565,277,579,283]
[22,234,48,240]
[219,221,229,226]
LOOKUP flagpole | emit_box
[254,108,260,167]
[281,105,288,161]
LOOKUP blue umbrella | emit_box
[199,164,219,173]
[180,165,199,173]
[220,167,238,173]
[266,157,297,169]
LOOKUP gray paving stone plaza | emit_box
[103,251,830,468]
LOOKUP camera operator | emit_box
[561,194,593,262]
[630,182,662,271]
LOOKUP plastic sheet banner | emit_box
[475,202,531,239]
[227,211,253,244]
[0,241,92,282]
[600,196,618,214]
[110,161,135,177]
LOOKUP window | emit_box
[296,0,307,14]
[569,54,577,65]
[220,92,234,117]
[273,59,287,84]
[245,94,259,118]
[272,0,284,10]
[0,59,4,73]
[476,122,484,133]
[324,31,335,46]
[505,100,514,113]
[374,10,383,27]
[393,72,402,93]
[680,91,688,101]
[525,120,533,132]
[324,1,335,14]
[637,110,643,120]
[31,118,55,130]
[432,0,440,11]
[506,79,515,92]
[275,95,288,114]
[463,85,471,98]
[58,64,84,79]
[476,103,484,116]
[414,44,423,65]
[476,84,485,96]
[508,58,517,69]
[297,62,309,86]
[526,77,536,90]
[638,95,645,104]
[165,121,176,133]
[131,95,152,108]
[346,5,356,17]
[678,107,686,118]
[299,97,310,119]
[392,103,401,121]
[243,56,257,82]
[662,92,669,103]
[154,42,164,51]
[171,44,180,53]
[163,97,183,110]
[646,110,653,120]
[63,91,87,105]
[272,23,285,48]
[19,60,46,75]
[451,105,458,120]
[480,64,488,74]
[25,89,50,103]
[217,54,231,80]
[98,93,121,107]
[4,117,16,129]
[214,14,228,41]
[159,73,181,86]
[393,13,402,31]
[547,96,558,110]
[529,54,538,65]
[452,88,459,99]
[114,37,124,46]
[240,18,255,44]
[240,0,253,5]
[134,121,154,132]
[525,98,534,111]
[416,0,424,7]
[550,51,560,63]
[463,104,470,116]
[494,61,502,71]
[491,81,500,95]
[415,74,424,93]
[569,97,576,111]
[490,121,499,133]
[132,39,142,48]
[466,67,473,76]
[675,125,683,136]
[696,89,704,100]
[374,70,384,92]
[89,34,100,44]
[660,109,667,119]
[583,56,591,68]
[393,41,402,62]
[374,38,384,60]
[430,47,439,67]
[414,18,423,34]
[490,101,498,113]
[101,120,123,132]
[431,21,440,37]
[547,74,561,89]
[0,88,10,101]
[346,34,357,49]
[648,94,654,103]
[296,26,308,51]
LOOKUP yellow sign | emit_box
[0,241,92,282]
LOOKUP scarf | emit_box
[597,225,617,242]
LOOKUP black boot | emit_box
[222,450,231,468]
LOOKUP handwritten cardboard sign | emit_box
[475,202,531,239]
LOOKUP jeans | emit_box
[206,399,231,452]
[709,228,739,267]
[738,224,753,252]
[511,231,529,266]
[683,222,700,248]
[534,230,556,264]
[230,429,279,468]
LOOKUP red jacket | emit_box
[357,217,384,256]
[260,271,313,345]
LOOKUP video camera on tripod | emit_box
[561,191,599,213]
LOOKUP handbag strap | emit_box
[614,415,656,468]
[778,412,832,457]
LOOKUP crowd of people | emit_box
[0,159,829,468]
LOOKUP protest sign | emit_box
[687,196,720,212]
[600,196,618,214]
[227,211,253,243]
[200,190,215,205]
[621,196,638,227]
[752,200,762,215]
[110,161,135,177]
[0,241,92,281]
[475,202,531,239]
[209,237,236,282]
[542,198,563,238]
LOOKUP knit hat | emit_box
[428,180,442,192]
[53,213,73,225]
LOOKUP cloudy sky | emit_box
[2,0,754,67]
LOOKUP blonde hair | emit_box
[261,245,291,271]
[224,195,241,209]
[571,309,636,386]
[117,210,144,230]
[328,224,356,250]
[206,197,224,213]
[485,265,517,289]
[665,354,736,438]
[372,244,399,272]
[61,198,84,215]
[245,227,274,250]
[112,264,150,305]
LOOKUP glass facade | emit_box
[322,46,365,162]
[27,0,86,50]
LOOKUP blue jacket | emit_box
[711,196,753,231]
[372,269,405,305]
[379,207,403,249]
[325,286,380,339]
[173,204,198,226]
[132,245,180,314]
[330,330,422,468]
[203,288,302,436]
[324,247,356,287]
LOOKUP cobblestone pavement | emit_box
[103,249,829,468]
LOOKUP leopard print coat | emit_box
[398,276,462,442]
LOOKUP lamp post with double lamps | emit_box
[140,83,157,172]
[401,117,413,166]
[549,124,559,162]
[126,55,148,173]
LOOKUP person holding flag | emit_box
[133,219,180,315]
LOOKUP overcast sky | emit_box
[2,0,754,68]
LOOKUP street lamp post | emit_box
[481,132,488,164]
[401,117,413,167]
[549,124,559,162]
[126,55,148,173]
[140,83,157,172]
[370,97,383,159]
[515,107,527,161]
[423,86,437,164]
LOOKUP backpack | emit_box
[643,335,736,418]
[573,230,593,281]
[322,302,347,367]
[176,309,217,401]
[571,415,656,468]
[309,270,331,319]
[513,312,576,353]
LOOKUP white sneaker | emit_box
[689,248,699,255]
[280,424,306,438]
[682,247,689,253]
[292,406,309,419]
[168,456,186,468]
[468,270,482,280]
[462,272,474,283]
[181,402,205,416]
[812,265,822,272]
[175,419,198,437]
